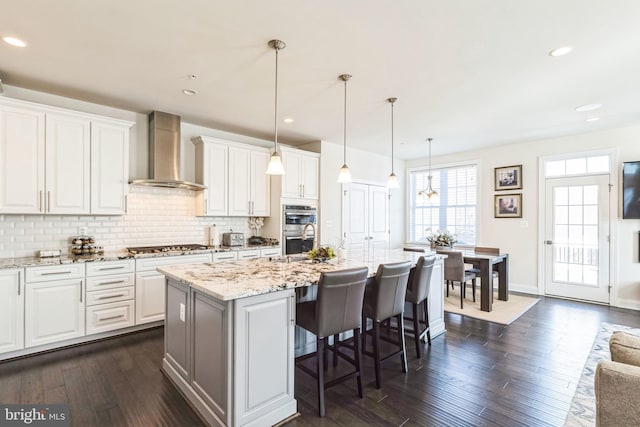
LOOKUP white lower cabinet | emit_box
[86,300,135,335]
[86,259,135,335]
[25,274,85,348]
[135,254,212,325]
[0,269,24,354]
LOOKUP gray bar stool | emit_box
[295,266,369,417]
[404,254,436,358]
[361,261,412,389]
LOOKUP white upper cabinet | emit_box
[0,104,45,213]
[281,147,319,200]
[45,113,91,214]
[91,120,131,214]
[194,138,228,216]
[194,136,270,217]
[0,97,133,215]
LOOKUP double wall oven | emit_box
[282,204,317,255]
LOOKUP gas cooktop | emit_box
[126,244,209,255]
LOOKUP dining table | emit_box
[459,250,509,312]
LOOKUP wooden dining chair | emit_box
[437,250,477,309]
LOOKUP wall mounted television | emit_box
[622,161,640,219]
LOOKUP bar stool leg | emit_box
[373,322,382,389]
[333,334,339,367]
[397,314,408,373]
[353,328,364,398]
[412,302,421,358]
[317,337,326,417]
[423,299,431,345]
[361,314,367,355]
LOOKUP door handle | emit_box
[544,240,553,245]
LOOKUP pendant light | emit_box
[337,74,352,183]
[418,137,438,199]
[386,97,399,189]
[265,39,286,175]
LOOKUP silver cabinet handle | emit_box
[80,279,83,303]
[95,279,126,286]
[100,314,125,321]
[18,270,21,296]
[124,194,128,213]
[96,266,125,271]
[290,293,295,325]
[47,190,51,212]
[41,270,73,275]
[302,184,305,197]
[39,190,44,212]
[204,198,208,214]
[97,293,126,300]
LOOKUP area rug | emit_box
[564,322,640,426]
[443,287,539,325]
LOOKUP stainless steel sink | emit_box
[268,255,310,263]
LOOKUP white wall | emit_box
[317,140,405,249]
[406,125,640,310]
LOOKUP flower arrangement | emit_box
[307,246,335,261]
[425,229,457,248]
[248,217,264,236]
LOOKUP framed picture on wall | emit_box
[495,165,522,190]
[494,194,522,218]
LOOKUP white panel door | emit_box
[234,290,295,426]
[250,149,270,216]
[0,105,45,213]
[135,271,166,324]
[0,269,24,354]
[204,142,229,216]
[25,278,85,348]
[343,183,389,258]
[228,147,251,216]
[300,155,319,199]
[91,120,130,214]
[45,113,91,214]
[544,175,610,303]
[281,150,302,198]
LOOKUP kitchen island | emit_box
[158,250,445,427]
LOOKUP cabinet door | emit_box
[45,113,91,214]
[0,269,24,354]
[135,271,167,324]
[0,104,45,213]
[165,279,190,380]
[228,147,250,216]
[281,151,302,198]
[91,120,130,214]
[25,278,85,348]
[300,155,319,199]
[202,143,228,216]
[250,149,270,216]
[234,290,295,425]
[427,261,445,337]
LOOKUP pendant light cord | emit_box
[274,47,279,154]
[343,78,347,164]
[428,137,432,176]
[391,101,395,173]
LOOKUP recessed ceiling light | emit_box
[283,117,294,123]
[585,117,600,122]
[549,46,573,57]
[182,89,197,96]
[575,103,602,112]
[3,36,27,47]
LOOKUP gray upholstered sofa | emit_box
[595,331,640,426]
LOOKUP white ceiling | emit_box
[2,0,640,159]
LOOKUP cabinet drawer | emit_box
[260,248,281,258]
[135,254,212,272]
[26,263,85,283]
[213,252,238,262]
[86,300,134,335]
[238,250,259,260]
[86,286,134,307]
[86,259,134,276]
[86,273,134,291]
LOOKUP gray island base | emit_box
[158,250,445,426]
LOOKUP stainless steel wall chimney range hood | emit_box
[130,111,206,191]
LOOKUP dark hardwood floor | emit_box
[2,296,639,426]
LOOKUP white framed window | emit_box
[408,163,477,245]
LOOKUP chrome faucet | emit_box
[301,222,317,251]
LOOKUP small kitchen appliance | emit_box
[222,233,244,247]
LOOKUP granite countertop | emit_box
[0,243,281,270]
[158,249,445,301]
